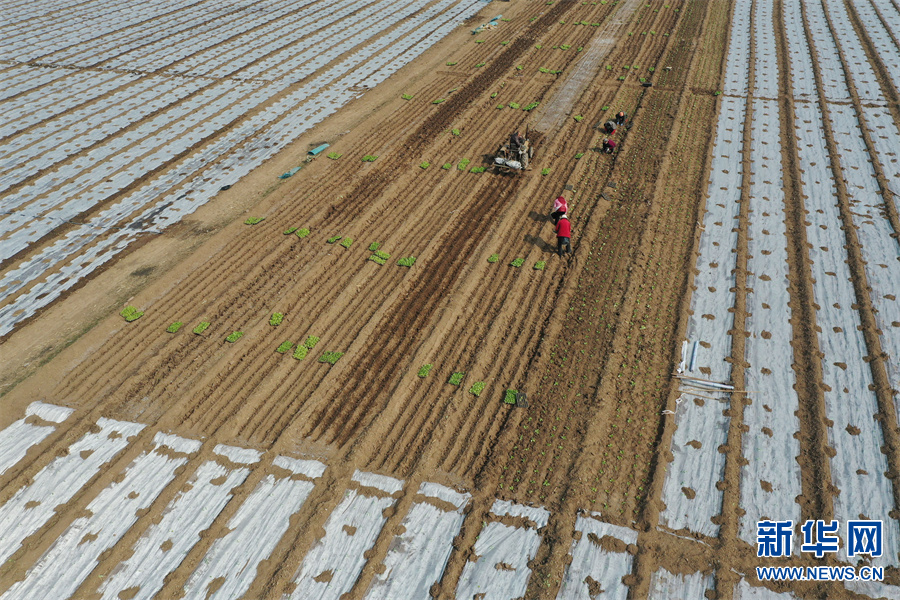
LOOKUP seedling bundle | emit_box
[226,331,243,343]
[510,258,525,267]
[166,321,183,333]
[470,381,486,396]
[397,256,416,267]
[120,305,143,322]
[319,351,344,365]
[448,372,466,385]
[193,321,210,335]
[488,253,500,263]
[270,313,284,326]
[277,340,294,354]
[418,364,433,377]
[340,237,353,248]
[244,217,265,225]
[296,228,310,238]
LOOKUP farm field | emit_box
[3,0,900,598]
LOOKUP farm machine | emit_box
[494,130,535,174]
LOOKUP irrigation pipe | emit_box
[673,374,735,390]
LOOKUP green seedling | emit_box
[488,253,499,263]
[326,152,342,159]
[457,159,470,170]
[449,372,466,386]
[508,102,520,109]
[375,250,390,260]
[475,39,485,43]
[714,91,722,96]
[369,254,387,265]
[497,104,505,109]
[284,226,297,234]
[452,128,460,136]
[120,305,143,322]
[277,340,294,354]
[573,115,584,122]
[501,40,510,45]
[560,44,571,50]
[476,62,485,67]
[442,162,452,169]
[471,166,486,173]
[401,93,414,100]
[536,45,543,49]
[510,258,525,267]
[304,336,320,349]
[270,313,284,326]
[539,67,550,73]
[534,261,546,270]
[293,345,308,360]
[505,389,518,404]
[602,105,609,110]
[577,47,583,52]
[327,235,342,243]
[618,76,625,80]
[362,154,378,161]
[446,61,458,66]
[397,256,417,267]
[470,381,486,396]
[193,321,210,335]
[244,217,264,225]
[319,351,344,365]
[560,20,566,24]
[575,152,584,159]
[516,65,523,71]
[296,228,310,238]
[368,241,381,252]
[166,321,183,333]
[418,364,433,377]
[340,237,353,248]
[523,102,539,111]
[501,17,510,21]
[420,162,430,169]
[432,99,445,104]
[226,331,243,343]
[541,168,550,175]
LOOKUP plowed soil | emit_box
[5,0,899,598]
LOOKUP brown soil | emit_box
[3,0,900,598]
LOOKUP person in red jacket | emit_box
[556,213,571,256]
[551,195,568,225]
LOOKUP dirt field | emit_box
[3,0,900,598]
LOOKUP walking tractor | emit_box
[494,129,535,173]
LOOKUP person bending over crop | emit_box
[615,111,627,126]
[556,213,571,257]
[551,195,568,225]
[602,138,617,154]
